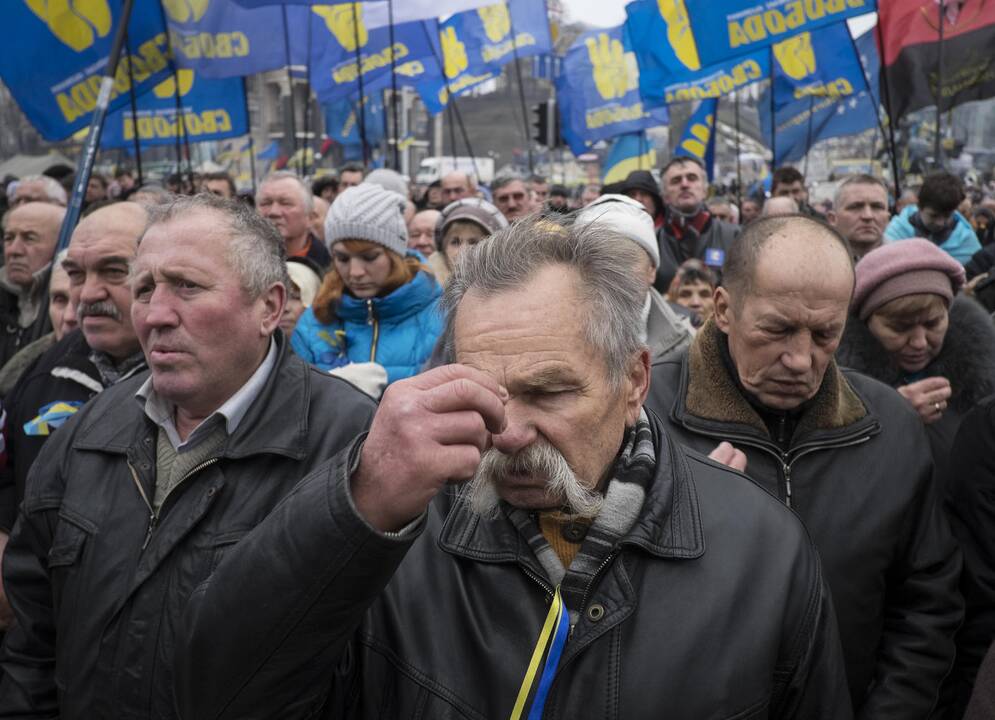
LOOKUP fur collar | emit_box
[685,320,868,437]
[836,295,995,412]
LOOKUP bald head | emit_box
[3,202,66,288]
[724,214,853,307]
[761,196,799,217]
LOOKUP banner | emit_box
[324,92,386,147]
[309,7,439,102]
[770,22,867,112]
[0,0,173,140]
[233,0,497,27]
[165,0,310,78]
[101,69,247,147]
[760,30,879,165]
[682,0,876,67]
[601,132,657,184]
[879,0,995,117]
[625,0,768,107]
[674,98,717,180]
[555,25,669,156]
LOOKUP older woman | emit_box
[837,238,995,488]
[426,198,507,285]
[292,184,443,391]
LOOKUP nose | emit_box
[908,326,928,350]
[4,236,24,258]
[347,258,368,278]
[490,399,538,456]
[142,285,180,329]
[78,271,107,304]
[780,335,814,375]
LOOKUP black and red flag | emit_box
[878,0,995,118]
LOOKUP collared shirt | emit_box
[136,338,277,451]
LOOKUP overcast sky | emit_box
[559,1,877,35]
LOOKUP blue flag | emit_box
[232,0,496,26]
[625,0,769,108]
[555,25,669,156]
[769,22,868,113]
[100,70,247,148]
[324,93,386,147]
[165,1,310,78]
[759,29,879,166]
[0,0,173,140]
[308,7,440,103]
[602,133,657,185]
[674,99,718,180]
[679,0,876,67]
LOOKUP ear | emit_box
[713,286,733,335]
[826,209,837,226]
[624,348,651,426]
[259,282,287,336]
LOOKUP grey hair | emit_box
[442,216,647,390]
[491,174,526,193]
[18,175,68,205]
[142,193,289,298]
[833,173,889,209]
[260,171,314,212]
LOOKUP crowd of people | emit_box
[0,155,993,718]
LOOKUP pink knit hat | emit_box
[852,238,966,320]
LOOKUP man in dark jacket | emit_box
[0,194,377,719]
[646,214,963,717]
[655,156,739,292]
[174,218,851,719]
[0,202,64,368]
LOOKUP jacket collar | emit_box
[437,411,705,567]
[646,288,693,361]
[73,332,313,460]
[337,270,441,324]
[676,319,870,443]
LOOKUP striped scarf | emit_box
[507,408,656,624]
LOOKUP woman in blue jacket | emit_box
[292,183,443,390]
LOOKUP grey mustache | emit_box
[77,300,121,321]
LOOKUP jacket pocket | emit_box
[208,530,248,574]
[47,511,94,692]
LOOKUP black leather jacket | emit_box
[175,410,853,720]
[646,325,963,718]
[0,337,377,719]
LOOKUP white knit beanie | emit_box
[325,183,408,256]
[574,194,660,268]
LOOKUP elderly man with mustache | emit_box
[0,194,375,718]
[174,218,852,719]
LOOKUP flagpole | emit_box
[873,21,902,201]
[768,48,777,171]
[303,11,313,177]
[803,96,815,179]
[124,31,143,187]
[172,64,195,192]
[351,3,369,167]
[734,91,742,214]
[242,77,257,196]
[846,26,895,192]
[155,1,193,191]
[933,5,946,169]
[387,0,400,170]
[56,0,135,252]
[280,6,301,176]
[508,12,534,174]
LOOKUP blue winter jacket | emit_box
[291,269,443,385]
[884,205,981,265]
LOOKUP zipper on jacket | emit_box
[366,299,380,363]
[128,457,220,551]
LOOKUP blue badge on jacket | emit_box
[705,248,725,267]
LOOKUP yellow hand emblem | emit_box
[477,3,511,43]
[313,4,368,52]
[162,0,209,24]
[585,33,628,101]
[440,26,468,80]
[679,114,713,157]
[772,32,816,80]
[657,0,700,71]
[24,0,111,53]
[153,69,195,99]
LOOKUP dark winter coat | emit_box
[646,321,963,717]
[836,295,995,493]
[174,411,853,720]
[0,336,376,719]
[654,215,739,293]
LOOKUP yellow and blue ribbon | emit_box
[510,586,569,720]
[24,401,83,436]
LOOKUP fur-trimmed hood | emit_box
[836,294,995,412]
